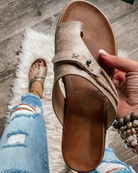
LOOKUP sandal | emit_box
[52,0,118,172]
[29,59,47,97]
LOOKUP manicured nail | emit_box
[99,49,110,56]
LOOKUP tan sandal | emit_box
[52,0,118,172]
[29,59,47,92]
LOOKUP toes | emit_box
[31,59,45,67]
[32,64,36,70]
[30,62,39,73]
[35,63,39,69]
[30,66,33,73]
[30,59,45,74]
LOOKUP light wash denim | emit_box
[86,146,135,173]
[0,93,134,173]
[0,93,49,173]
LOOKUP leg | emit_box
[0,60,49,173]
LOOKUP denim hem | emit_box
[88,146,135,173]
[21,93,42,103]
[1,169,30,173]
[100,146,130,168]
[113,167,134,173]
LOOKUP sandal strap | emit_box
[29,66,47,91]
[52,51,118,104]
[52,51,102,77]
[52,60,118,129]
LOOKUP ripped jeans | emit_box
[88,146,135,173]
[0,93,49,173]
[0,93,135,173]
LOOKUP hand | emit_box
[99,49,138,119]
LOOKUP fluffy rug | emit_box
[9,28,121,173]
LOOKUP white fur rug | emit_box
[9,28,119,173]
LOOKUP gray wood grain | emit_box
[0,0,69,42]
[112,133,138,170]
[112,9,138,53]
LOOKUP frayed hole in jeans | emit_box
[10,104,36,120]
[7,134,26,145]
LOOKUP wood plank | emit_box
[125,155,138,171]
[112,9,138,54]
[0,15,58,75]
[0,73,14,120]
[0,116,7,138]
[88,0,138,23]
[0,34,22,75]
[112,132,138,171]
[1,0,138,43]
[32,13,59,35]
[0,0,68,42]
[128,49,138,61]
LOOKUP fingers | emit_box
[99,49,138,72]
[112,71,126,89]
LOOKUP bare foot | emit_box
[29,59,46,98]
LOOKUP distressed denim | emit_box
[0,93,50,173]
[0,93,135,173]
[84,146,135,173]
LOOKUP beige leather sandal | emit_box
[52,0,118,172]
[29,59,47,92]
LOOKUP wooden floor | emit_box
[0,0,138,171]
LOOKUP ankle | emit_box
[30,81,43,98]
[30,90,42,99]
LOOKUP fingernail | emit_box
[99,49,110,56]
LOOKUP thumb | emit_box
[99,49,138,72]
